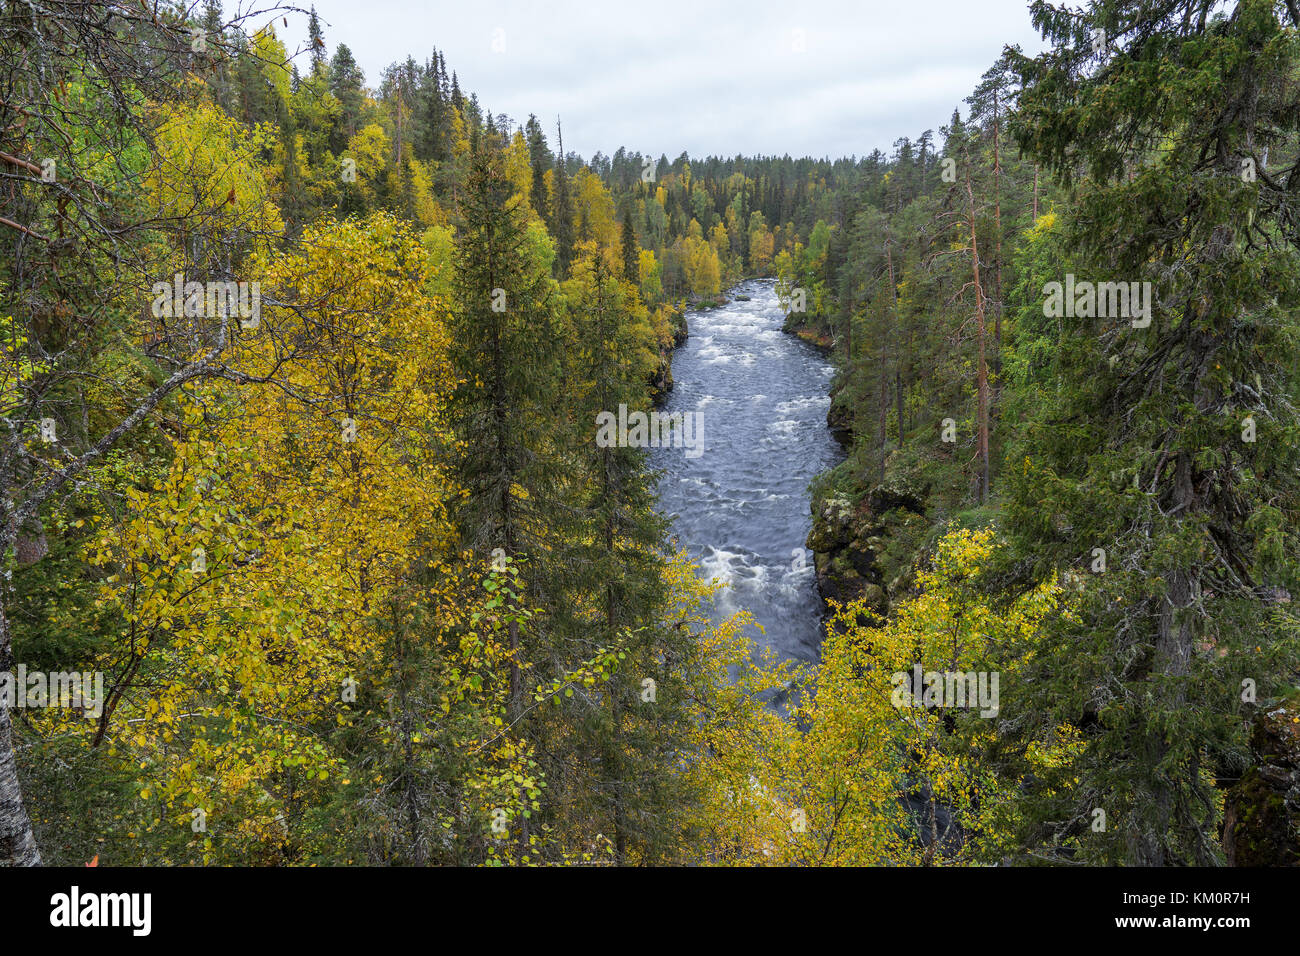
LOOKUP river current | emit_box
[651,278,843,664]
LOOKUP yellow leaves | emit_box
[679,235,722,297]
[682,527,1066,866]
[1030,209,1059,236]
[573,168,620,251]
[504,130,534,207]
[145,102,283,246]
[344,124,391,205]
[72,213,504,863]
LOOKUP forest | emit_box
[0,0,1298,870]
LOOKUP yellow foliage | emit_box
[574,168,619,251]
[74,215,523,862]
[145,102,283,249]
[688,527,1070,865]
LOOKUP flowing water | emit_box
[652,278,843,665]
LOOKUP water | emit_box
[652,278,844,664]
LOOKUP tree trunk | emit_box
[991,93,1004,391]
[877,366,888,482]
[963,153,991,504]
[1134,452,1198,866]
[886,241,903,445]
[0,585,41,866]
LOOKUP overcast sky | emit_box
[266,0,1050,161]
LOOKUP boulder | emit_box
[868,480,928,516]
[1223,701,1300,866]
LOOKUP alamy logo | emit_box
[150,273,260,328]
[1042,274,1152,328]
[891,666,999,718]
[0,665,103,716]
[50,886,151,936]
[595,404,704,459]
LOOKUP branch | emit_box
[0,151,41,175]
[15,316,232,525]
[0,216,48,241]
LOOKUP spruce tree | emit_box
[307,6,326,75]
[550,120,577,276]
[562,248,696,863]
[524,115,551,223]
[328,44,365,146]
[620,206,639,283]
[999,0,1300,865]
[446,138,571,857]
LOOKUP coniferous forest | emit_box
[1,0,1299,902]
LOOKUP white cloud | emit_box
[270,0,1048,159]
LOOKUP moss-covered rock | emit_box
[806,480,929,621]
[1223,701,1300,866]
[650,308,688,402]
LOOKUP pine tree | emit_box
[959,139,991,504]
[966,55,1019,391]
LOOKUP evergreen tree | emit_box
[620,206,639,282]
[329,43,365,146]
[200,0,233,112]
[551,120,577,275]
[999,0,1300,865]
[562,248,697,863]
[524,115,551,223]
[307,6,326,75]
[446,139,570,857]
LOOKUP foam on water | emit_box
[652,279,844,664]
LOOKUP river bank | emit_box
[780,306,947,627]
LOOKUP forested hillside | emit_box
[1,0,1298,869]
[781,0,1300,865]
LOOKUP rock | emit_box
[813,556,884,612]
[868,480,927,516]
[826,400,853,448]
[1223,701,1300,866]
[808,493,888,615]
[848,545,876,579]
[649,354,674,398]
[807,494,854,552]
[671,313,688,347]
[805,472,934,627]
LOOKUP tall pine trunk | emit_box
[991,92,1004,391]
[886,242,904,446]
[963,152,990,504]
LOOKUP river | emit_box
[652,278,843,666]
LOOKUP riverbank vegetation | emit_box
[782,0,1300,865]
